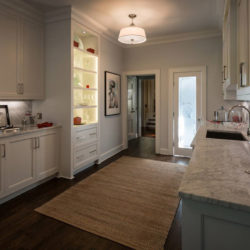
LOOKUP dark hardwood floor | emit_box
[0,137,189,250]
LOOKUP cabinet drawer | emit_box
[74,144,97,168]
[75,128,97,145]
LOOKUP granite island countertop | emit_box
[179,122,250,213]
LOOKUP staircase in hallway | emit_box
[146,114,155,131]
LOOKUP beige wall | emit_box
[123,36,236,150]
[99,37,123,157]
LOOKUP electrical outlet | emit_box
[37,113,42,120]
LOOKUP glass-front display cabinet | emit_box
[72,26,98,126]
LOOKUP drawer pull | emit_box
[1,144,6,158]
[89,150,96,154]
[89,133,96,136]
[76,137,83,140]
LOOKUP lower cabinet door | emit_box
[36,131,58,180]
[4,136,36,195]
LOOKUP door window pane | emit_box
[178,76,196,148]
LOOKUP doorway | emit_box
[169,66,206,157]
[122,70,160,154]
[127,75,156,141]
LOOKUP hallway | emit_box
[124,137,190,165]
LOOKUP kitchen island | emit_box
[179,122,250,250]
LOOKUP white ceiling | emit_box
[24,0,225,38]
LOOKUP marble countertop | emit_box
[0,124,61,139]
[179,121,250,212]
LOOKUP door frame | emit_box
[122,69,160,153]
[168,66,207,155]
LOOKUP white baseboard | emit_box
[73,161,96,176]
[0,174,57,205]
[98,144,124,164]
[160,148,173,155]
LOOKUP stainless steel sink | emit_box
[206,130,248,141]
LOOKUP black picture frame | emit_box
[105,71,121,116]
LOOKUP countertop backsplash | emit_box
[0,101,32,127]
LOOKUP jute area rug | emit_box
[36,156,186,250]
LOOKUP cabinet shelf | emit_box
[73,47,98,58]
[73,87,97,91]
[74,105,97,109]
[74,67,97,74]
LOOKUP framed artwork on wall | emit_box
[105,71,121,116]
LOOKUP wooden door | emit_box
[0,11,20,98]
[4,136,36,195]
[36,132,58,180]
[22,19,44,99]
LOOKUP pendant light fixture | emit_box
[118,14,146,44]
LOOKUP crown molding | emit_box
[71,8,121,47]
[39,5,222,49]
[45,6,121,47]
[45,6,71,23]
[0,0,44,23]
[122,29,222,48]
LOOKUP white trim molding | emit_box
[168,66,207,155]
[122,69,161,154]
[45,6,121,47]
[123,29,222,48]
[98,144,124,164]
[0,0,44,23]
[45,6,221,48]
[160,148,172,155]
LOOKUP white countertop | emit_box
[179,121,250,212]
[0,124,61,139]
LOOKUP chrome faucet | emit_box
[228,105,250,136]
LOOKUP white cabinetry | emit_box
[22,19,44,99]
[237,0,250,100]
[73,124,98,171]
[72,23,99,174]
[4,135,36,195]
[0,3,44,100]
[0,10,19,98]
[36,131,59,180]
[37,10,100,178]
[237,0,249,87]
[0,128,59,200]
[222,0,237,100]
[222,0,250,100]
[182,198,250,250]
